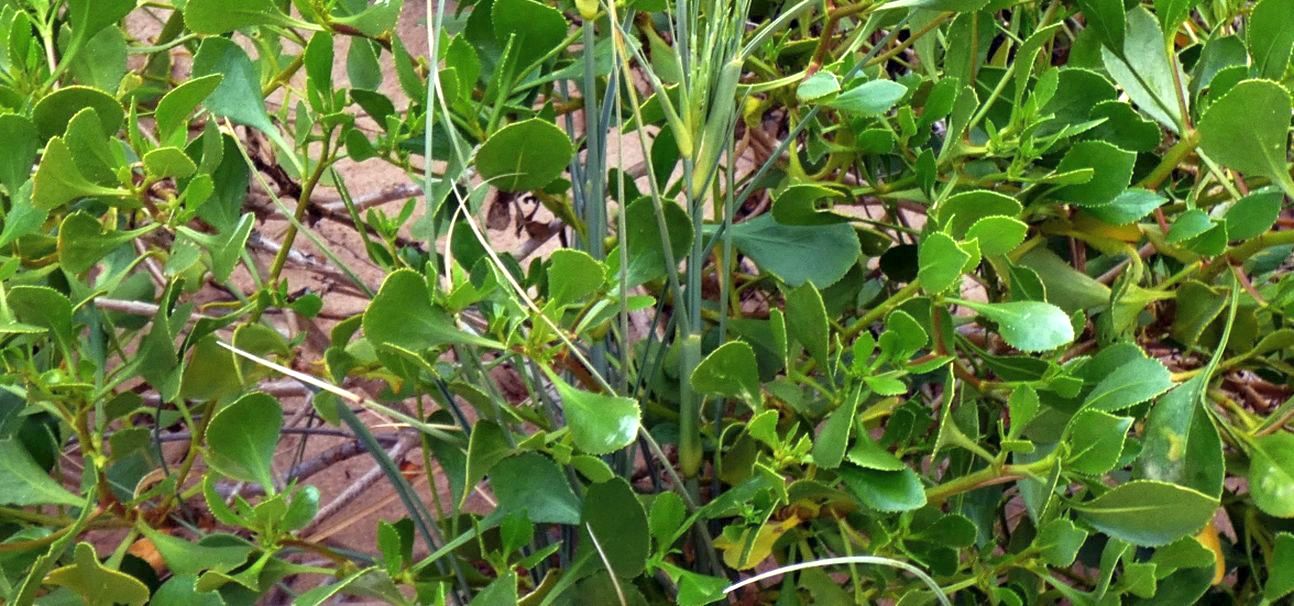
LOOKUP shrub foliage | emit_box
[1,0,1294,603]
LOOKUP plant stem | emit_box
[925,454,1055,505]
[267,133,334,287]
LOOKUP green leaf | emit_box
[0,439,81,506]
[1036,518,1089,567]
[771,183,850,225]
[1074,480,1217,546]
[490,453,582,524]
[1064,409,1132,475]
[964,216,1028,256]
[551,373,640,455]
[845,434,906,471]
[880,310,928,361]
[1267,532,1294,601]
[58,212,159,274]
[65,0,134,54]
[1008,385,1040,438]
[547,249,604,305]
[1077,0,1126,49]
[952,299,1075,352]
[174,213,255,282]
[138,528,252,576]
[1155,0,1199,34]
[332,0,404,37]
[8,286,74,352]
[32,136,130,210]
[1138,376,1225,496]
[153,575,224,606]
[144,146,198,179]
[813,391,859,469]
[1088,99,1163,151]
[690,341,760,403]
[155,74,223,146]
[919,231,970,294]
[463,421,512,507]
[180,335,241,402]
[839,465,927,512]
[1171,280,1227,346]
[582,478,650,578]
[649,491,687,548]
[32,86,124,139]
[1086,188,1166,225]
[1053,141,1136,207]
[1247,0,1294,81]
[477,118,574,192]
[1081,352,1173,412]
[44,543,149,606]
[192,38,287,152]
[205,392,282,489]
[726,214,861,287]
[786,282,830,370]
[0,114,38,194]
[184,0,296,34]
[1101,7,1188,132]
[936,189,1023,238]
[469,572,518,606]
[611,197,691,287]
[1017,247,1112,312]
[492,0,568,65]
[1224,189,1282,241]
[63,107,122,184]
[797,72,840,102]
[1250,432,1294,518]
[878,0,989,10]
[672,567,730,606]
[363,269,498,352]
[1198,79,1294,195]
[827,79,907,115]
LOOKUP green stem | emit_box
[925,453,1056,505]
[267,132,334,287]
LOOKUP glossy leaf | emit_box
[1081,352,1173,412]
[1064,409,1132,475]
[1074,480,1217,546]
[551,373,640,455]
[1267,532,1294,601]
[953,299,1075,352]
[1101,7,1188,132]
[1247,0,1294,80]
[964,215,1028,256]
[1250,432,1294,518]
[1198,79,1294,194]
[828,79,907,115]
[840,465,927,512]
[1054,141,1136,207]
[919,231,970,294]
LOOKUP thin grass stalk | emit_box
[700,13,910,259]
